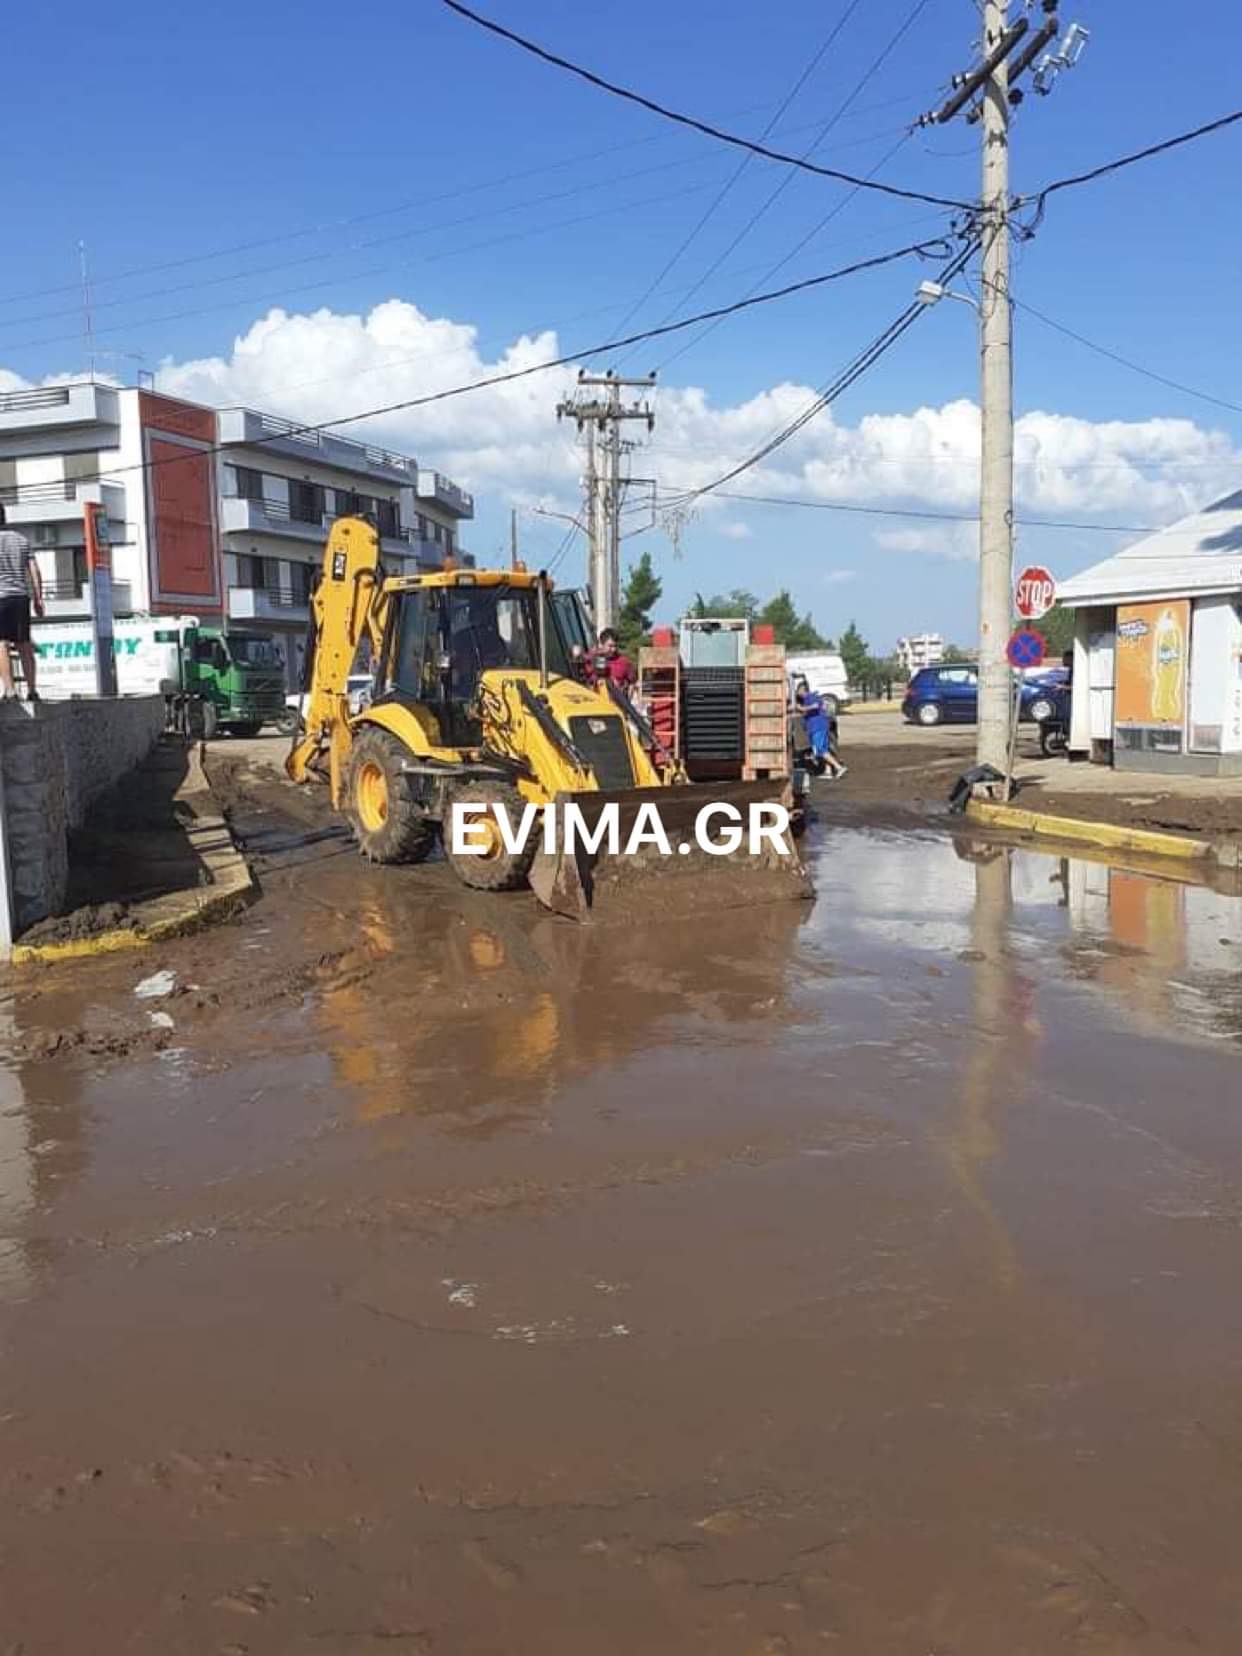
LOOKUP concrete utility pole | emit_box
[557,372,655,632]
[976,0,1013,772]
[918,1,1083,780]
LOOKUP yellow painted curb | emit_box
[966,799,1213,863]
[12,806,254,966]
[846,701,903,715]
[11,928,150,965]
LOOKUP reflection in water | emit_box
[823,827,1241,1047]
[0,1005,33,1303]
[947,847,1027,1292]
[314,898,812,1132]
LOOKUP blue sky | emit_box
[4,0,1240,648]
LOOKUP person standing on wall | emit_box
[0,503,43,702]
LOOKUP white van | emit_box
[785,651,851,714]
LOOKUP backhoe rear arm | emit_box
[286,516,389,803]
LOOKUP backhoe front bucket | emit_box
[527,779,813,923]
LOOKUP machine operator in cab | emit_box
[586,627,637,693]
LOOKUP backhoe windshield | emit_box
[392,584,570,700]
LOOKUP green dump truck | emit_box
[32,615,287,736]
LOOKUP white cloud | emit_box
[6,295,1238,540]
[823,568,858,585]
[872,523,976,561]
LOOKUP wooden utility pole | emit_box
[557,372,655,631]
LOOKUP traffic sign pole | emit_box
[1002,624,1048,795]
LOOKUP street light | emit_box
[915,279,978,312]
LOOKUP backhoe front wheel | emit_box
[346,728,436,865]
[443,780,536,892]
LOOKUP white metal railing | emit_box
[225,493,410,540]
[248,411,415,475]
[0,386,72,414]
[0,480,75,506]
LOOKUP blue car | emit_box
[902,663,1067,727]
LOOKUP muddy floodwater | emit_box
[2,814,1242,1654]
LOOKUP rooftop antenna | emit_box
[78,239,96,380]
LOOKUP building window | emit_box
[64,452,101,490]
[234,465,264,500]
[288,480,325,525]
[235,554,263,589]
[376,498,399,539]
[290,560,314,603]
[334,487,360,517]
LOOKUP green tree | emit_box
[616,550,663,657]
[837,620,871,688]
[757,589,827,651]
[941,641,973,663]
[1035,604,1076,659]
[689,588,759,620]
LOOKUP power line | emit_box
[652,132,916,374]
[0,91,923,312]
[0,178,723,356]
[602,0,869,351]
[1021,107,1242,215]
[0,110,907,335]
[656,239,977,510]
[4,235,952,500]
[153,209,945,412]
[1013,297,1242,418]
[701,488,1154,533]
[439,0,973,211]
[633,0,936,372]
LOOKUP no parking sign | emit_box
[1007,627,1047,670]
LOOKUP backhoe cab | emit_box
[288,517,809,919]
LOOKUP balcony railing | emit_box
[225,493,410,541]
[228,410,418,477]
[416,469,474,517]
[0,479,89,507]
[38,579,134,614]
[0,386,71,415]
[235,583,312,609]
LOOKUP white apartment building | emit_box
[0,381,474,687]
[896,632,945,674]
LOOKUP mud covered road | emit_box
[3,747,1242,1653]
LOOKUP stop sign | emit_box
[1015,565,1057,620]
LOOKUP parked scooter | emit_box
[1030,680,1071,757]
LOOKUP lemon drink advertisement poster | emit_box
[1115,599,1189,742]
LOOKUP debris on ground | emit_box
[134,969,177,1000]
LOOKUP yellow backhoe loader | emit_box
[286,517,811,920]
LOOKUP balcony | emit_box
[0,479,126,529]
[404,535,451,570]
[38,578,134,621]
[216,407,420,485]
[227,584,310,624]
[0,381,121,442]
[220,494,418,560]
[416,469,473,519]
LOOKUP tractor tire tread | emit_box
[345,727,436,865]
[443,779,535,892]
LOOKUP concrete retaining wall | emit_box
[0,697,166,944]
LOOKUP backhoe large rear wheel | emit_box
[346,727,436,864]
[443,780,536,892]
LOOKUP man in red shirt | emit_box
[588,628,637,693]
